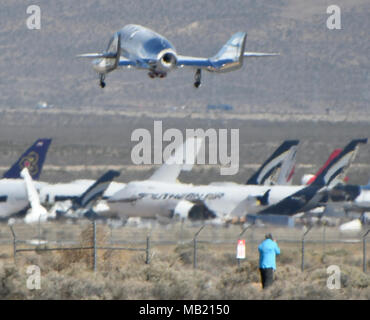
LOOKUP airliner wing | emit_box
[149,137,203,183]
[21,168,48,224]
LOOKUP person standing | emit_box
[258,233,280,289]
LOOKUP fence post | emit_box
[38,215,42,241]
[237,225,252,267]
[250,227,254,254]
[9,225,17,263]
[180,219,184,245]
[145,235,151,265]
[363,229,370,273]
[323,224,326,254]
[93,220,97,272]
[193,225,205,269]
[301,226,312,272]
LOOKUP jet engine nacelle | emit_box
[173,200,195,220]
[158,49,177,71]
[173,200,217,221]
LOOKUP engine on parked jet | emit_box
[172,200,217,221]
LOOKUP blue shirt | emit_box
[258,239,280,270]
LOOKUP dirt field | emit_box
[0,221,369,300]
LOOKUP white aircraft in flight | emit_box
[78,24,278,88]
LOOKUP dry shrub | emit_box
[57,223,109,270]
[174,243,193,265]
[340,266,370,289]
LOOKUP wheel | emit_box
[194,69,202,88]
[194,81,201,88]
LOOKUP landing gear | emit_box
[148,70,167,79]
[148,71,155,79]
[99,74,106,88]
[194,69,201,88]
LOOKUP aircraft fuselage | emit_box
[107,181,323,220]
[94,24,178,77]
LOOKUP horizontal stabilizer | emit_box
[244,52,280,57]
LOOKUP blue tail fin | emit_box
[246,140,300,185]
[2,138,52,180]
[73,170,120,209]
[312,138,367,187]
[210,32,247,72]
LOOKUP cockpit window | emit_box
[129,30,139,40]
[144,38,170,53]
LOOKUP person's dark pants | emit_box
[259,268,274,289]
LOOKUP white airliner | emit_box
[0,139,52,220]
[38,137,204,218]
[107,139,367,222]
[78,24,278,88]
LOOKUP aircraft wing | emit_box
[77,52,117,59]
[118,57,137,67]
[149,137,203,183]
[176,55,214,68]
[20,168,48,224]
[177,32,278,72]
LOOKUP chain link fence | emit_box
[1,220,369,273]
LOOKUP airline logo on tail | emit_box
[312,139,367,187]
[2,138,52,180]
[305,149,342,185]
[246,140,299,185]
[19,151,40,177]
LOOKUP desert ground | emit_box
[0,220,369,300]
